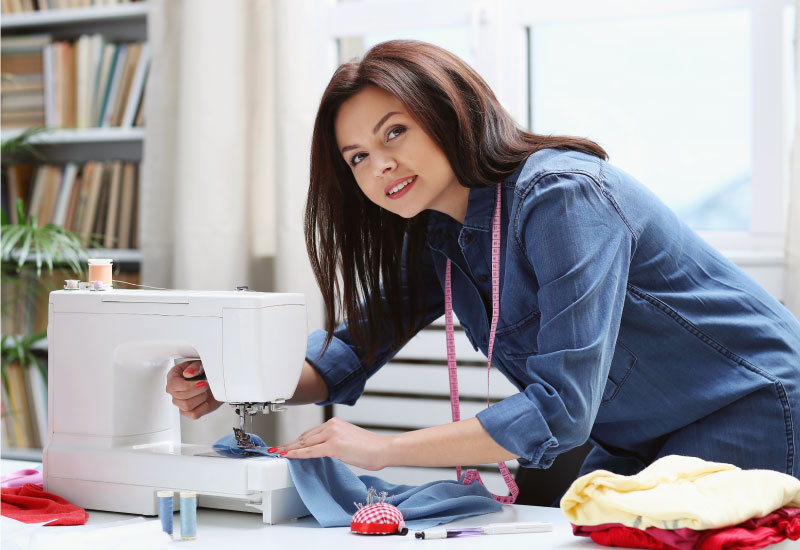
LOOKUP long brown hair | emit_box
[305,40,606,366]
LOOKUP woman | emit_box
[167,40,800,506]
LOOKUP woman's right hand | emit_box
[165,360,223,419]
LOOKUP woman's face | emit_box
[334,85,469,222]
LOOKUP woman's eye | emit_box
[387,126,406,140]
[350,152,366,166]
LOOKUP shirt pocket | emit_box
[602,341,637,403]
[496,310,541,359]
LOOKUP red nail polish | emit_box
[185,368,195,375]
[196,381,207,388]
[267,447,277,453]
[280,451,288,456]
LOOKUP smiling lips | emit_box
[385,175,417,200]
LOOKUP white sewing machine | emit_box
[43,288,310,524]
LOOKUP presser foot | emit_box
[230,401,287,448]
[233,427,256,449]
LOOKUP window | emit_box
[320,0,795,260]
[530,11,752,232]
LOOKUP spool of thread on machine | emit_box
[87,258,113,289]
[156,490,174,538]
[180,491,197,540]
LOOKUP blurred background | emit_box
[2,0,798,492]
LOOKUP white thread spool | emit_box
[64,279,79,290]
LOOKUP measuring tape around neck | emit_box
[444,182,519,504]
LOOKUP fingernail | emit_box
[280,451,288,456]
[195,381,207,388]
[184,368,195,375]
[267,447,277,453]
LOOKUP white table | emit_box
[3,459,798,549]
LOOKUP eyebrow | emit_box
[340,111,401,154]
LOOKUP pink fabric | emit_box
[573,506,800,550]
[1,468,43,488]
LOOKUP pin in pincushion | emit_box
[350,487,408,536]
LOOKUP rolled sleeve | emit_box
[305,329,367,406]
[481,170,635,467]
[477,393,558,468]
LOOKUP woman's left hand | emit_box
[272,417,392,470]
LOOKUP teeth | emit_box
[388,176,415,195]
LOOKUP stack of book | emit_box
[1,34,149,128]
[1,35,49,128]
[1,0,142,14]
[3,161,141,248]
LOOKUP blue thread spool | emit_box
[180,491,197,540]
[156,490,174,537]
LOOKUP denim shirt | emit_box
[305,148,800,471]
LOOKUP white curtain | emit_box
[142,0,324,444]
[142,0,276,291]
[788,1,800,317]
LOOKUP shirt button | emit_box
[463,234,473,244]
[478,274,488,283]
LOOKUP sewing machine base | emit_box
[44,442,309,524]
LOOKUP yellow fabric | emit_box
[560,455,800,530]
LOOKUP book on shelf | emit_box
[103,160,121,248]
[1,0,143,14]
[3,164,34,225]
[25,359,48,448]
[3,362,35,449]
[117,162,135,248]
[121,42,148,127]
[51,161,77,226]
[2,34,149,129]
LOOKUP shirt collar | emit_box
[425,161,526,249]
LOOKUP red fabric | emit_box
[588,526,679,549]
[1,483,88,526]
[573,506,800,550]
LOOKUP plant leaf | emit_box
[1,225,26,259]
[16,230,33,270]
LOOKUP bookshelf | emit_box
[1,3,148,31]
[1,1,148,460]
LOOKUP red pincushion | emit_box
[351,501,407,535]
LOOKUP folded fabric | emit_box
[583,525,674,549]
[573,506,800,550]
[1,483,89,526]
[1,468,43,488]
[213,433,503,529]
[560,455,800,531]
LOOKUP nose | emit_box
[373,151,397,178]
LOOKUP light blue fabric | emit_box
[306,149,800,479]
[213,433,502,529]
